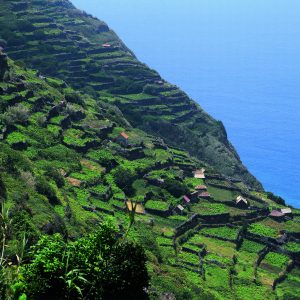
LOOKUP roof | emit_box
[194,168,205,179]
[102,43,111,47]
[183,195,191,203]
[281,208,292,214]
[119,132,129,139]
[177,204,184,211]
[195,185,207,190]
[199,192,210,198]
[269,210,284,217]
[236,196,248,204]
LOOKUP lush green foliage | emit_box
[201,226,239,240]
[248,223,278,238]
[145,200,169,211]
[0,2,299,299]
[19,223,149,299]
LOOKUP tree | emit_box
[162,178,188,198]
[19,223,149,299]
[2,104,29,126]
[113,166,137,196]
[36,176,59,205]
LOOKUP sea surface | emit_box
[72,0,300,208]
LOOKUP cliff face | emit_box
[0,0,262,189]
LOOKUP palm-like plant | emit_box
[0,202,12,267]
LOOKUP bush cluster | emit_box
[15,223,149,300]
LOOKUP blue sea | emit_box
[72,0,300,208]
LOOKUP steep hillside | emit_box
[0,51,300,299]
[0,0,262,189]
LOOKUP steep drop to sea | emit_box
[72,0,300,207]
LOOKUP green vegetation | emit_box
[239,239,265,253]
[11,223,149,299]
[0,1,298,299]
[201,226,239,240]
[145,200,169,211]
[0,0,263,189]
[284,242,300,253]
[263,252,289,269]
[248,222,278,238]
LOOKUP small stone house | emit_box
[116,131,129,146]
[175,204,185,214]
[194,168,206,179]
[281,208,292,215]
[235,196,249,209]
[269,210,285,220]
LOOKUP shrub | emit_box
[142,84,161,95]
[19,223,149,299]
[20,171,36,190]
[266,192,285,206]
[0,174,6,200]
[44,166,65,188]
[65,91,84,105]
[113,166,137,196]
[2,104,29,126]
[35,176,59,205]
[263,252,289,268]
[163,178,189,198]
[284,242,300,253]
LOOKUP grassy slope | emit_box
[0,0,262,189]
[0,52,300,299]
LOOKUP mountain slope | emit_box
[0,26,300,300]
[0,0,261,189]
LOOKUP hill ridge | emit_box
[0,0,261,189]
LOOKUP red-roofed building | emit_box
[269,210,285,220]
[116,131,129,146]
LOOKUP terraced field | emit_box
[0,1,299,299]
[0,0,263,188]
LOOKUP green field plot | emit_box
[200,226,240,241]
[145,200,170,211]
[207,185,237,201]
[191,201,229,215]
[188,234,236,258]
[248,222,279,238]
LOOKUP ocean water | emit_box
[72,0,300,208]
